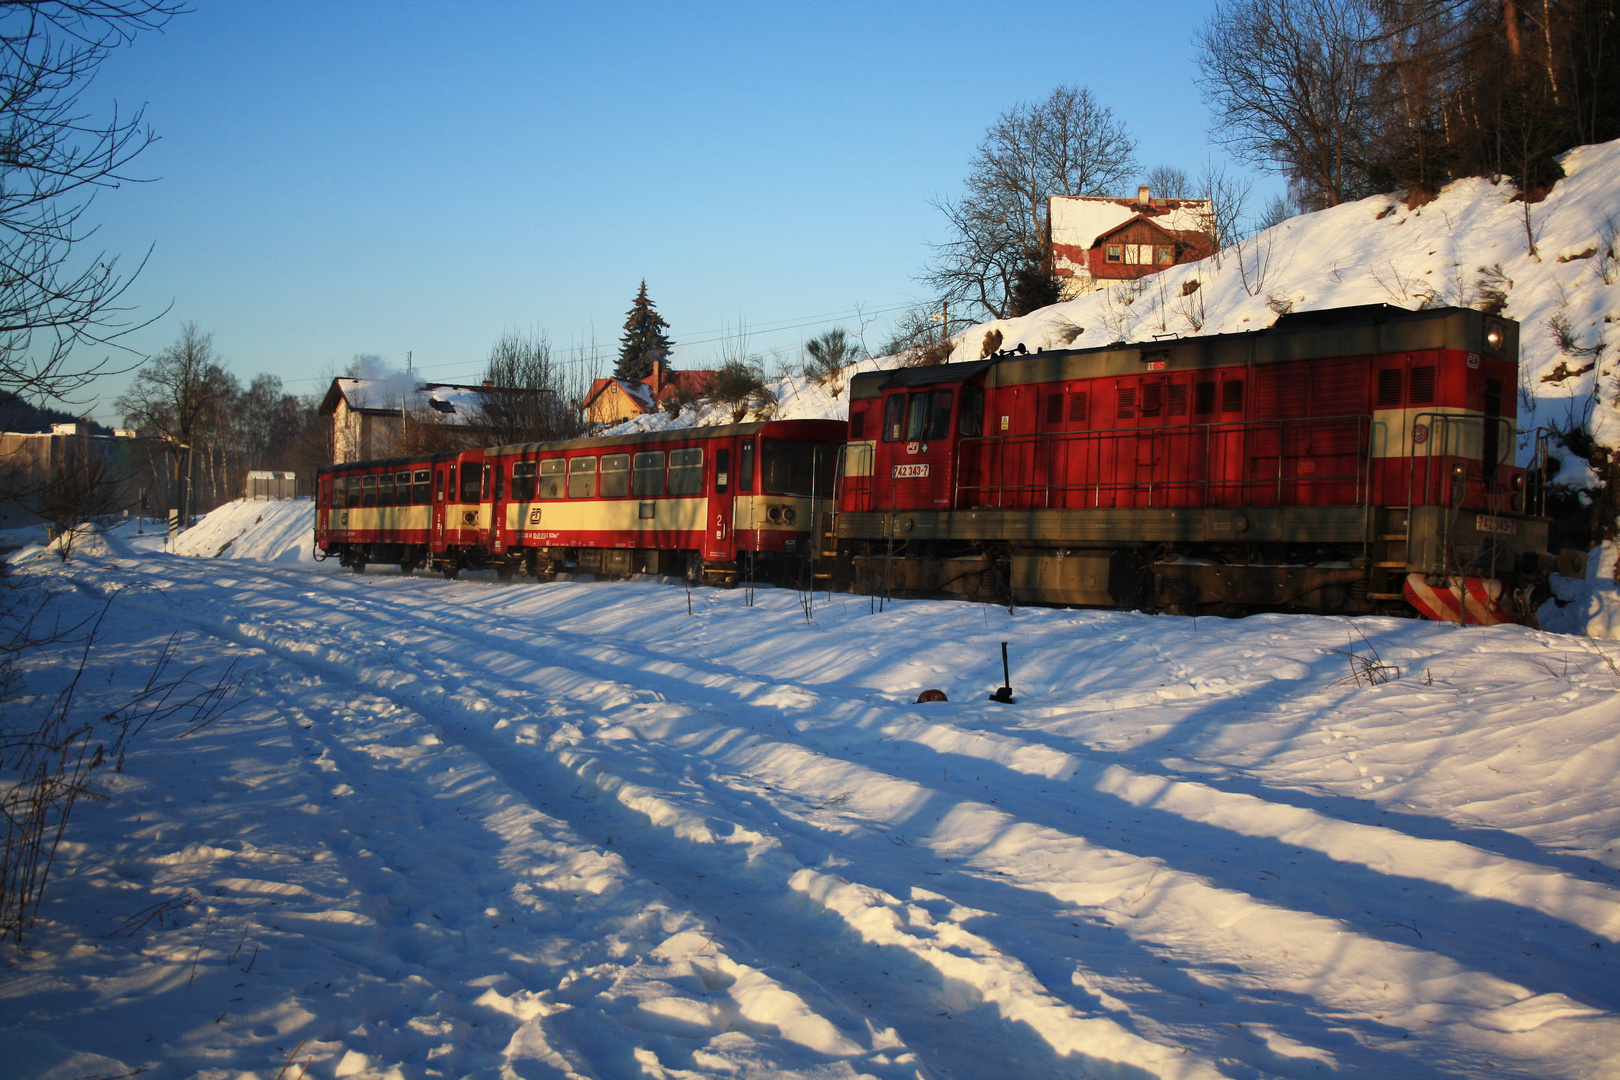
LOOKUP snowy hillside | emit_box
[3,511,1620,1079]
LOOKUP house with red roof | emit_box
[1048,186,1215,298]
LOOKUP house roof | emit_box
[318,377,494,422]
[582,377,656,414]
[1049,194,1212,251]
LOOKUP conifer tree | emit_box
[615,281,674,382]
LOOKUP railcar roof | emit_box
[486,417,845,457]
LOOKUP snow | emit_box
[3,507,1619,1079]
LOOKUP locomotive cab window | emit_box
[632,451,665,496]
[668,448,704,495]
[512,461,537,501]
[905,393,929,440]
[538,458,565,499]
[459,463,481,502]
[959,385,984,437]
[928,389,953,440]
[883,394,906,441]
[762,440,834,497]
[599,453,630,498]
[567,456,597,499]
[412,470,430,504]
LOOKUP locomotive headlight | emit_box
[768,504,783,524]
[1452,463,1467,477]
[1485,321,1504,350]
[783,506,797,525]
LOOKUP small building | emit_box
[244,471,297,500]
[582,357,717,426]
[0,428,167,530]
[1048,186,1215,298]
[319,377,494,463]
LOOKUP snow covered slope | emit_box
[3,523,1619,1079]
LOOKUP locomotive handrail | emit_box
[947,413,1375,512]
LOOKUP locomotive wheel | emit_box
[440,561,460,580]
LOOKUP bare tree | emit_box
[1144,164,1193,198]
[1196,159,1254,269]
[927,85,1137,320]
[475,330,586,446]
[114,323,238,520]
[0,2,182,422]
[1195,0,1380,208]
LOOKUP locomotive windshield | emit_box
[761,439,834,497]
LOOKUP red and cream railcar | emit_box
[315,453,447,572]
[479,419,845,583]
[836,304,1551,622]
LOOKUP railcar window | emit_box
[883,394,906,441]
[378,474,394,506]
[328,477,342,508]
[738,441,753,492]
[538,459,565,499]
[1194,381,1216,416]
[396,472,412,505]
[347,477,362,509]
[905,393,929,440]
[960,385,984,437]
[512,461,537,501]
[459,463,481,502]
[928,389,953,439]
[761,440,834,497]
[567,456,597,498]
[632,451,665,496]
[715,449,730,493]
[412,470,430,504]
[600,453,630,497]
[361,475,377,507]
[668,448,704,495]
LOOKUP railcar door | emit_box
[702,441,733,561]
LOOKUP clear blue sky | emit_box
[76,0,1264,422]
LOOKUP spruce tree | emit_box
[615,281,674,382]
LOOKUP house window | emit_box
[1155,245,1173,265]
[1106,245,1123,263]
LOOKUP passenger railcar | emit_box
[316,419,845,586]
[833,305,1551,623]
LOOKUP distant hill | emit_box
[0,393,109,435]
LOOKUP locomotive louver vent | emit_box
[1377,368,1403,407]
[1046,393,1064,426]
[1168,383,1189,415]
[1221,380,1244,414]
[1117,386,1137,419]
[1194,381,1216,415]
[1068,391,1088,422]
[1140,383,1163,416]
[1483,376,1504,481]
[850,411,866,439]
[1408,366,1436,404]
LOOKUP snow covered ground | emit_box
[2,507,1618,1080]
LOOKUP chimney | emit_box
[650,355,663,399]
[1138,185,1150,204]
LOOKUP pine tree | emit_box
[615,281,674,382]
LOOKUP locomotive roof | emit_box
[849,305,1517,399]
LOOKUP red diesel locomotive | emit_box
[315,419,845,585]
[834,304,1550,623]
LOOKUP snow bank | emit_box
[168,497,315,564]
